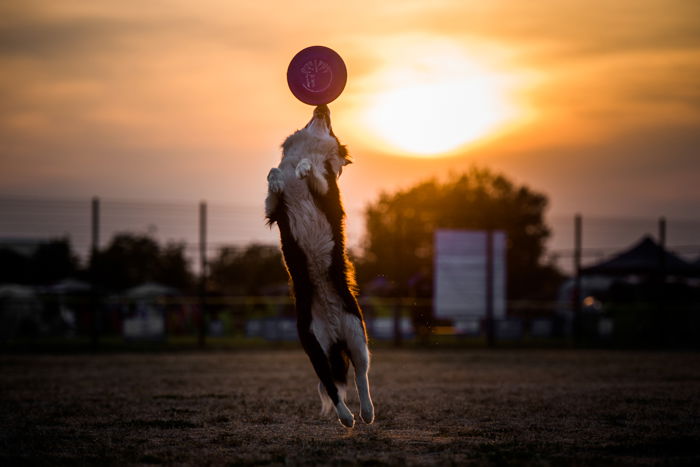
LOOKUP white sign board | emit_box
[434,229,506,322]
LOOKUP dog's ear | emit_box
[338,143,352,165]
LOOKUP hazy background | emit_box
[1,0,699,257]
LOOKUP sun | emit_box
[355,39,523,157]
[366,80,514,156]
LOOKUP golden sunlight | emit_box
[355,39,525,157]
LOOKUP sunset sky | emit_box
[1,0,699,241]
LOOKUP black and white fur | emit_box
[265,104,374,428]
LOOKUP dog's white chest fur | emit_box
[279,161,334,269]
[277,160,344,347]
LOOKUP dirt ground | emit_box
[1,349,699,466]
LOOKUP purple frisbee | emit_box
[287,46,347,105]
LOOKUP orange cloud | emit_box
[0,0,698,224]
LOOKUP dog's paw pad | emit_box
[295,159,312,179]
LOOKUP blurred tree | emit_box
[0,238,78,285]
[90,234,194,292]
[158,243,194,291]
[359,167,563,300]
[208,243,287,296]
[0,248,29,284]
[29,238,80,285]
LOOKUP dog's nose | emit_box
[314,104,329,118]
[312,104,331,129]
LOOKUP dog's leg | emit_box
[317,381,349,417]
[265,168,284,219]
[317,382,334,416]
[295,158,328,195]
[347,319,374,424]
[299,327,354,428]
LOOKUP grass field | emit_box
[1,349,699,465]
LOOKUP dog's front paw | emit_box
[267,168,284,193]
[295,158,312,179]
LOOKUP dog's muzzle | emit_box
[309,104,331,130]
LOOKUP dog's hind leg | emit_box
[347,319,374,424]
[328,340,351,415]
[299,328,354,428]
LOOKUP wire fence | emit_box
[0,196,370,273]
[2,196,699,270]
[1,196,699,349]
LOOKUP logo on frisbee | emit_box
[300,59,332,93]
[287,46,347,106]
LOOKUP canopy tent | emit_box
[48,278,90,294]
[581,236,698,277]
[124,282,179,299]
[0,284,42,340]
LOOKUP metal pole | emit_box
[485,230,495,347]
[92,197,100,254]
[198,201,207,348]
[658,217,667,278]
[573,214,582,343]
[393,211,403,347]
[658,217,667,341]
[90,197,100,351]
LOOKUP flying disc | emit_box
[287,46,347,105]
